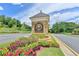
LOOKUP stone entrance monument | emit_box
[30,11,50,34]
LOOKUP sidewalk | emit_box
[51,34,79,56]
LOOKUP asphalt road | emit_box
[53,34,79,54]
[0,33,31,43]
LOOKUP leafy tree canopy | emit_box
[50,22,78,33]
[0,15,31,31]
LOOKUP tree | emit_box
[8,18,17,28]
[21,22,26,31]
[72,28,79,35]
[0,22,3,28]
[16,20,21,27]
[51,22,78,33]
[0,15,5,23]
[4,17,12,27]
[21,22,31,31]
[0,15,31,33]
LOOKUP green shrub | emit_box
[72,28,79,35]
[38,38,59,48]
[38,39,59,48]
[32,34,46,39]
[0,48,9,56]
[22,44,28,51]
[47,40,59,48]
[27,42,38,50]
[38,40,49,47]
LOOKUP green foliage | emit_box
[0,15,5,24]
[47,40,59,48]
[38,39,59,48]
[27,42,38,49]
[0,27,19,33]
[32,34,46,39]
[22,44,28,51]
[0,15,31,33]
[8,18,17,28]
[21,22,31,31]
[0,42,11,48]
[49,36,59,47]
[0,48,9,56]
[72,28,79,35]
[38,40,49,47]
[51,22,78,33]
[21,22,27,30]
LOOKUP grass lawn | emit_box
[37,47,64,56]
[0,42,10,48]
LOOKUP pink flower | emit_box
[32,51,36,56]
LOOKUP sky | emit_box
[0,3,79,27]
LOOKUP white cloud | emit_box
[13,3,79,26]
[0,6,4,10]
[51,12,79,20]
[12,3,24,7]
[13,4,43,25]
[12,3,22,5]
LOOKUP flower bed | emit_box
[0,34,60,56]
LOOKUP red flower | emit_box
[29,49,33,52]
[6,52,13,56]
[24,51,29,55]
[14,48,25,56]
[24,49,34,56]
[14,50,21,56]
[14,53,19,56]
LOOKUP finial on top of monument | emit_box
[40,10,42,13]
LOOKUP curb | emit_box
[51,34,79,56]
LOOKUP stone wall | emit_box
[32,20,48,34]
[31,16,49,34]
